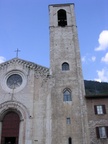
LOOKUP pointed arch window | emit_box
[58,9,67,27]
[68,137,72,144]
[62,62,69,71]
[63,89,72,101]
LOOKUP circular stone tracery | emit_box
[7,74,22,89]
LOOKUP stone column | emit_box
[19,120,25,144]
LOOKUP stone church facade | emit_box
[0,3,108,144]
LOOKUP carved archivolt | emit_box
[0,101,30,121]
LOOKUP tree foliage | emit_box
[84,80,108,95]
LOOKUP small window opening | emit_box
[62,62,69,71]
[58,9,67,27]
[66,118,71,124]
[68,137,72,144]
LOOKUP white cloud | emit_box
[95,68,108,82]
[101,53,108,64]
[0,56,6,63]
[95,30,108,51]
[82,56,86,62]
[82,55,96,63]
[91,56,96,62]
[94,79,101,83]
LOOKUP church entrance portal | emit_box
[4,137,16,144]
[1,112,20,144]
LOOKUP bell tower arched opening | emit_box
[1,111,20,144]
[58,9,67,27]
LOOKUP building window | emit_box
[63,89,72,101]
[57,9,67,27]
[62,62,69,71]
[94,105,106,115]
[66,118,71,124]
[68,137,72,144]
[96,127,108,138]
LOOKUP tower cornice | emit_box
[49,3,74,7]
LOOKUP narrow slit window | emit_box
[66,118,71,124]
[58,9,67,27]
[68,137,72,144]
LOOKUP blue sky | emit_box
[0,0,108,82]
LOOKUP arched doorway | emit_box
[1,111,20,144]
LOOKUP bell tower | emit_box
[49,3,90,144]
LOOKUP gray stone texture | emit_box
[49,4,90,144]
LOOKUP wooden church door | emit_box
[1,112,20,144]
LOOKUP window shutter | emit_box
[96,127,100,138]
[94,105,97,114]
[103,105,106,114]
[106,126,108,138]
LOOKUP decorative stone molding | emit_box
[0,101,30,144]
[0,58,49,76]
[1,70,27,93]
[0,100,30,121]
